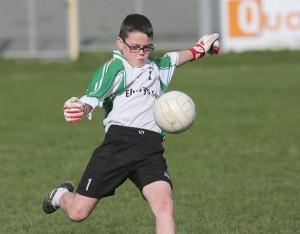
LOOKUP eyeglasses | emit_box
[122,39,154,54]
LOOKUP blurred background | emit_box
[1,0,299,59]
[0,1,300,233]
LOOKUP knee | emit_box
[152,198,174,218]
[67,210,89,223]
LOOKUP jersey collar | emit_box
[113,50,153,70]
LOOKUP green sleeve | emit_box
[149,54,173,70]
[149,53,176,93]
[86,58,125,100]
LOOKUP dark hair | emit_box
[119,14,153,40]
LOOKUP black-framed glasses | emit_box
[122,39,154,54]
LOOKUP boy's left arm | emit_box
[177,33,220,67]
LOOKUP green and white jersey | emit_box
[80,50,179,133]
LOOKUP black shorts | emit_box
[76,125,172,199]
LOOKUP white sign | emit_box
[220,0,300,52]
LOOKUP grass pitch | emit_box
[0,51,299,234]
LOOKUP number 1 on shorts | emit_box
[86,178,92,191]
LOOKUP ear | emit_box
[116,37,124,50]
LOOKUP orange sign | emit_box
[228,0,263,37]
[228,0,300,37]
[222,0,300,51]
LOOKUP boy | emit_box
[42,14,219,234]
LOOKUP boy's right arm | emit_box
[63,59,119,123]
[63,97,92,123]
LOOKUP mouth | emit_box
[136,58,146,64]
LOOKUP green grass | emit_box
[0,51,299,234]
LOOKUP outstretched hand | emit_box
[189,33,220,60]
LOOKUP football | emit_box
[153,91,196,134]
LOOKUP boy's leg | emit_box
[43,181,99,222]
[59,192,99,222]
[143,181,175,234]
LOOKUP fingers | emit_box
[64,97,84,109]
[64,108,84,122]
[207,33,219,45]
[63,107,84,114]
[65,117,83,123]
[199,33,219,52]
[208,40,220,55]
[64,97,84,123]
[190,33,220,60]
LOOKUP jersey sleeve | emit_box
[151,52,179,91]
[82,58,126,108]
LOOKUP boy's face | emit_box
[116,31,153,68]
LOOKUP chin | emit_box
[135,60,146,68]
